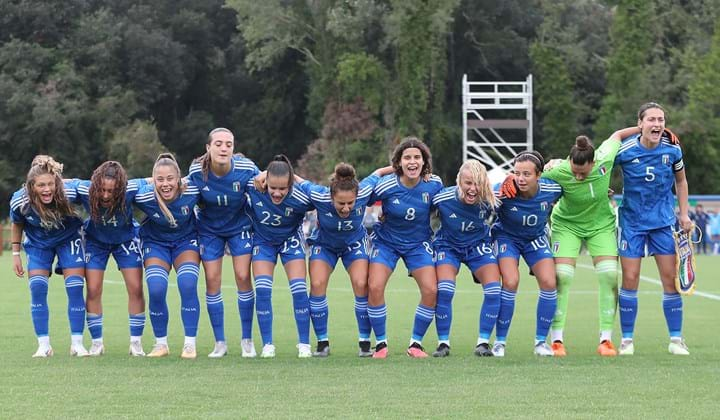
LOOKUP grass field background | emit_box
[1,253,719,418]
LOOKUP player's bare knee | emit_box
[502,277,520,292]
[234,273,252,290]
[421,285,437,305]
[368,284,385,305]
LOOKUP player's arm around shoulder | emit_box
[597,126,641,166]
[541,159,568,181]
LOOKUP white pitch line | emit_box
[102,275,720,300]
[577,263,720,301]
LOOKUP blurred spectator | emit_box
[710,210,720,255]
[690,204,711,254]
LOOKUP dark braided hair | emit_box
[88,161,128,224]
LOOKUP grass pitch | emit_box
[1,254,719,419]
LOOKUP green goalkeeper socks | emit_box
[551,264,575,332]
[595,260,618,332]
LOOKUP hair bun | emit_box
[333,162,356,182]
[574,135,592,151]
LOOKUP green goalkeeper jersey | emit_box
[543,138,620,237]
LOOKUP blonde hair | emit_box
[455,160,497,207]
[153,153,185,226]
[24,155,76,228]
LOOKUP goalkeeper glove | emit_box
[500,174,518,198]
[662,128,680,145]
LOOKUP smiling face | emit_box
[332,189,357,218]
[207,131,234,166]
[400,147,424,181]
[267,174,291,204]
[153,165,179,201]
[638,107,666,146]
[32,173,56,205]
[458,169,480,205]
[513,160,540,193]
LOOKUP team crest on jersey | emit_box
[598,166,607,176]
[181,206,190,215]
[422,192,429,203]
[553,241,560,253]
[285,207,293,216]
[356,208,362,216]
[233,181,241,192]
[540,202,548,211]
[662,154,670,165]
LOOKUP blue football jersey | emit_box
[494,178,562,241]
[246,180,315,246]
[188,156,259,236]
[9,181,83,248]
[371,174,443,251]
[307,174,380,250]
[432,186,494,250]
[615,134,684,230]
[133,181,200,242]
[67,178,143,245]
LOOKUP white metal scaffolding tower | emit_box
[462,74,533,179]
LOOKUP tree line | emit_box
[1,0,719,216]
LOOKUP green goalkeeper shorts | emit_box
[550,226,617,258]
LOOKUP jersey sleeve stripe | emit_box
[357,187,373,199]
[618,142,637,154]
[10,196,28,210]
[375,178,397,195]
[539,184,562,192]
[291,190,311,205]
[188,163,202,175]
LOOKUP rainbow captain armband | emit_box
[673,227,696,296]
